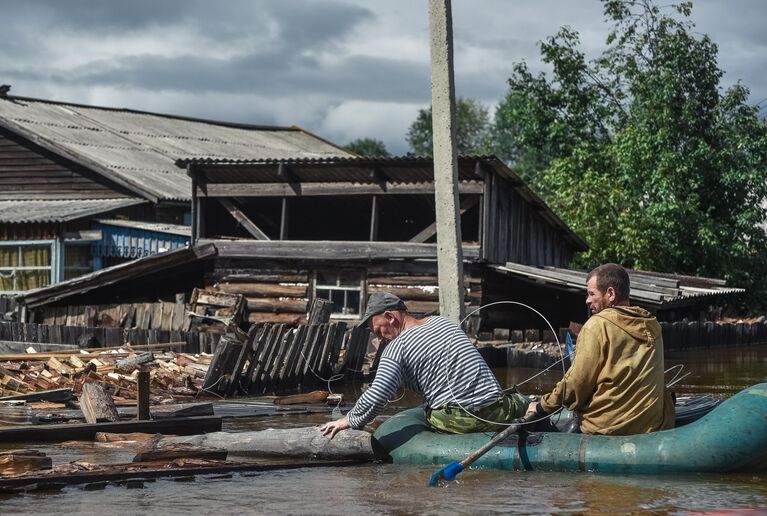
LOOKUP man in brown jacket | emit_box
[527,263,675,435]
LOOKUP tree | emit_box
[344,138,390,157]
[492,0,767,307]
[406,97,491,156]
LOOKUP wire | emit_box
[443,301,569,428]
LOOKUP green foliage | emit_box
[492,0,767,308]
[406,97,491,156]
[344,137,390,157]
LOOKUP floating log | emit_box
[0,416,222,443]
[0,450,52,476]
[217,283,307,298]
[159,426,374,461]
[273,390,329,405]
[80,382,120,424]
[132,442,228,463]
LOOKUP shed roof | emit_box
[182,155,588,251]
[492,262,744,307]
[0,198,144,223]
[0,96,351,203]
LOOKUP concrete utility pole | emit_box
[428,0,465,324]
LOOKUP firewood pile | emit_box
[0,346,214,405]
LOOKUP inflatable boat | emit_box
[372,383,767,474]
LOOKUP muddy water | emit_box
[2,346,766,514]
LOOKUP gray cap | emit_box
[358,293,407,328]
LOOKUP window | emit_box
[64,244,93,280]
[314,271,363,316]
[0,243,53,292]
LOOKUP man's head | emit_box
[359,293,408,341]
[586,263,630,314]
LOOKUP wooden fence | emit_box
[202,321,371,396]
[0,321,219,354]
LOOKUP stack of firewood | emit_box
[0,346,213,404]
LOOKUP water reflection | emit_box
[1,346,765,514]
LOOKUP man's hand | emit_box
[320,415,350,439]
[526,401,540,416]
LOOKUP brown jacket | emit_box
[540,306,675,435]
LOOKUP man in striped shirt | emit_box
[320,293,528,438]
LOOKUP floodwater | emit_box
[2,346,767,515]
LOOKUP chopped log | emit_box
[217,283,307,298]
[116,352,155,373]
[80,382,120,424]
[273,390,329,405]
[307,298,333,325]
[0,450,52,475]
[132,443,228,463]
[160,427,374,460]
[96,432,159,443]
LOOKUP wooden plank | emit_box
[218,273,307,284]
[218,198,270,240]
[225,325,260,397]
[0,388,72,403]
[367,285,440,301]
[239,325,268,391]
[208,240,481,261]
[198,181,484,197]
[307,298,333,325]
[0,416,223,443]
[249,324,280,392]
[202,334,244,395]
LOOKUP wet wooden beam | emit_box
[0,416,223,443]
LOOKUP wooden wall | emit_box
[209,259,484,326]
[483,174,576,267]
[0,128,130,200]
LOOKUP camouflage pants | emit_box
[425,393,530,434]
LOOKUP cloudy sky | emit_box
[1,0,765,154]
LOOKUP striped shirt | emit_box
[346,316,501,429]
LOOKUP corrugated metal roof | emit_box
[0,198,145,223]
[0,96,351,202]
[493,262,745,306]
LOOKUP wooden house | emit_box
[0,93,350,293]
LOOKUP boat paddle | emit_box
[428,411,539,486]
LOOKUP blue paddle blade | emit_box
[429,462,464,486]
[565,332,575,357]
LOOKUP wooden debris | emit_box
[0,449,52,476]
[132,442,228,463]
[80,382,119,424]
[116,352,154,373]
[274,390,329,405]
[95,432,159,443]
